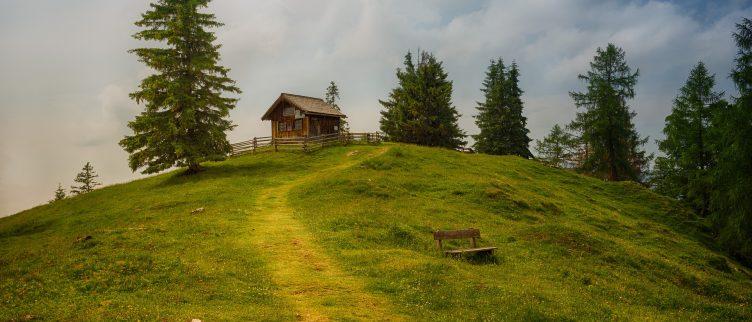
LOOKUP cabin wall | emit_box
[267,101,342,138]
[307,116,340,136]
[269,101,308,138]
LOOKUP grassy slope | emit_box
[1,143,750,320]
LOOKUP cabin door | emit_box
[310,118,321,136]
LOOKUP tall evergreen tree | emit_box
[325,81,348,133]
[51,183,66,203]
[473,59,532,157]
[653,62,724,217]
[71,162,101,195]
[505,62,533,158]
[379,51,466,148]
[120,0,241,174]
[569,43,650,181]
[535,124,575,168]
[711,18,752,264]
[473,59,507,154]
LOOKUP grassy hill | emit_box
[1,143,751,320]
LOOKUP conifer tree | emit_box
[379,51,466,148]
[325,81,348,133]
[473,59,507,154]
[70,162,101,195]
[505,62,533,157]
[711,18,752,264]
[535,124,575,168]
[569,43,650,181]
[653,62,724,217]
[473,60,532,157]
[51,183,66,202]
[120,0,241,174]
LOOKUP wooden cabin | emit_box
[261,93,347,138]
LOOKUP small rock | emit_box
[191,319,202,322]
[75,235,92,243]
[191,207,205,214]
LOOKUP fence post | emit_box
[252,137,257,153]
[273,138,278,152]
[303,136,308,152]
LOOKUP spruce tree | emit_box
[650,156,683,199]
[569,43,650,181]
[535,124,575,168]
[654,62,724,217]
[473,60,532,157]
[473,59,508,154]
[379,51,466,148]
[504,62,533,158]
[325,81,348,133]
[71,162,101,195]
[120,0,241,174]
[51,183,66,202]
[711,18,752,264]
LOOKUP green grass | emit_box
[1,143,750,320]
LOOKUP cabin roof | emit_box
[261,93,346,120]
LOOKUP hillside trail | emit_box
[247,147,402,321]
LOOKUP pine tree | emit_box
[473,60,532,157]
[650,155,684,199]
[535,124,575,168]
[711,18,752,265]
[473,59,508,154]
[325,81,349,133]
[120,0,241,174]
[504,62,533,158]
[70,162,101,195]
[569,43,651,181]
[51,183,66,203]
[653,62,724,217]
[379,51,466,148]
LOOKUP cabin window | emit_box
[277,122,287,132]
[283,106,295,116]
[294,119,303,130]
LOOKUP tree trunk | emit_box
[187,161,203,174]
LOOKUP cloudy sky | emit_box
[1,0,750,216]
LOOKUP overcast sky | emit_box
[1,0,750,217]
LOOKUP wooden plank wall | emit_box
[270,101,308,138]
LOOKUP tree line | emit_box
[535,21,752,265]
[378,44,648,182]
[116,1,750,265]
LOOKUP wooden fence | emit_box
[230,132,382,156]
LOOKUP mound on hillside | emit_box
[1,143,750,320]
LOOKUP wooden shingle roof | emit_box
[261,93,346,120]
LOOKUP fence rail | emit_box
[230,132,382,156]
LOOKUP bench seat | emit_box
[444,246,497,255]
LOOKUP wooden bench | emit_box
[434,228,496,256]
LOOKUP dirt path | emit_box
[247,147,400,321]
